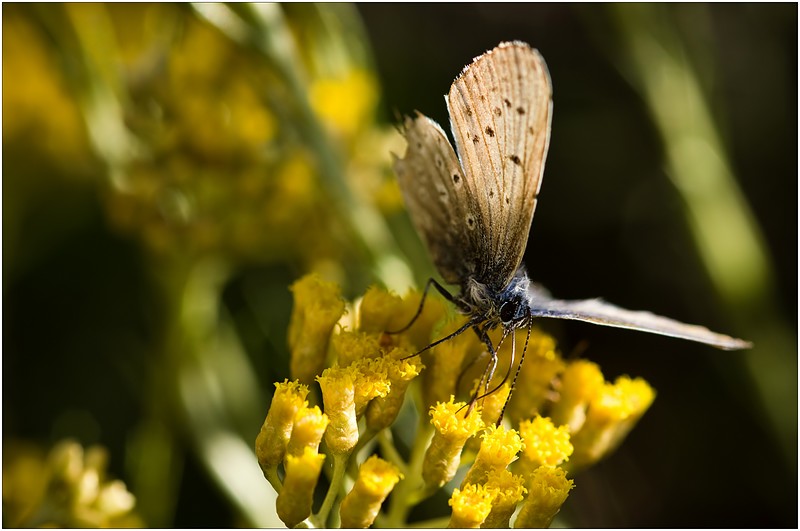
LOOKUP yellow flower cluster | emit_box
[257,274,657,527]
[2,439,142,528]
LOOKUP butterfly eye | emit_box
[499,300,518,323]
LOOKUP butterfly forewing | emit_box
[447,42,552,290]
[394,114,486,285]
[527,284,752,350]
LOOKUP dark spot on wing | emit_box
[493,107,502,116]
[517,107,526,115]
[485,126,495,137]
[509,154,521,165]
[466,107,473,116]
[505,196,511,205]
[466,215,475,229]
[528,126,534,135]
[472,134,480,143]
[453,174,460,184]
[504,98,511,108]
[489,190,494,197]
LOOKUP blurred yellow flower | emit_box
[310,70,378,139]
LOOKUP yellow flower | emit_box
[276,447,326,528]
[365,348,423,431]
[514,466,574,528]
[462,425,523,487]
[357,285,404,335]
[550,359,605,433]
[478,382,512,428]
[350,356,392,418]
[448,483,495,528]
[504,330,566,425]
[423,318,485,409]
[568,376,655,471]
[482,468,527,529]
[256,380,309,473]
[288,274,346,385]
[423,398,485,490]
[518,416,573,470]
[316,366,359,455]
[339,455,403,528]
[6,439,141,527]
[393,288,448,351]
[332,330,382,368]
[286,405,329,459]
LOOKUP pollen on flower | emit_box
[316,367,359,455]
[339,455,403,528]
[514,466,574,529]
[462,425,523,487]
[256,380,309,472]
[276,447,326,528]
[448,483,495,528]
[423,398,485,490]
[518,416,573,469]
[288,274,346,384]
[482,468,527,529]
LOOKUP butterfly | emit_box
[392,41,751,418]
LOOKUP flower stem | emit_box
[314,453,349,527]
[385,421,434,527]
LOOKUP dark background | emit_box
[4,3,797,528]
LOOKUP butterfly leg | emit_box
[465,324,506,415]
[386,278,459,334]
[400,313,483,360]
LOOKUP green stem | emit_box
[377,429,410,477]
[264,467,283,495]
[385,421,434,527]
[314,453,349,527]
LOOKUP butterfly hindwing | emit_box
[394,113,487,285]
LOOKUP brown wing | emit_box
[447,41,552,291]
[393,113,486,285]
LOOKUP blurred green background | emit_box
[3,3,796,528]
